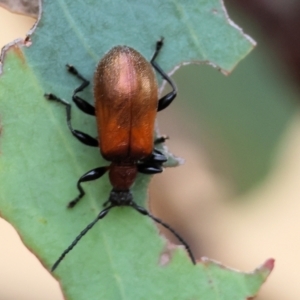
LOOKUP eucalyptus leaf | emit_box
[0,1,272,299]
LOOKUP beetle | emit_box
[45,38,196,271]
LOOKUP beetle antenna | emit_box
[131,203,196,265]
[51,204,115,272]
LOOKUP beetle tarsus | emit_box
[68,197,81,208]
[156,37,164,51]
[44,93,67,104]
[66,64,78,75]
[151,37,164,62]
[154,135,169,145]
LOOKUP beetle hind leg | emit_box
[68,166,108,208]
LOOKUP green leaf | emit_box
[171,11,298,193]
[0,0,271,299]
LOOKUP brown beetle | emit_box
[45,39,196,271]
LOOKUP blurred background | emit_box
[1,0,300,299]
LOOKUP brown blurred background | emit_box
[1,1,300,299]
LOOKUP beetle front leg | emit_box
[66,64,96,116]
[151,38,177,112]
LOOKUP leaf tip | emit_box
[260,258,275,275]
[251,258,275,287]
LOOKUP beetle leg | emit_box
[68,166,109,208]
[130,202,196,265]
[151,149,168,163]
[66,64,96,116]
[137,149,167,174]
[154,135,169,145]
[151,39,177,112]
[137,162,163,174]
[45,93,99,147]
